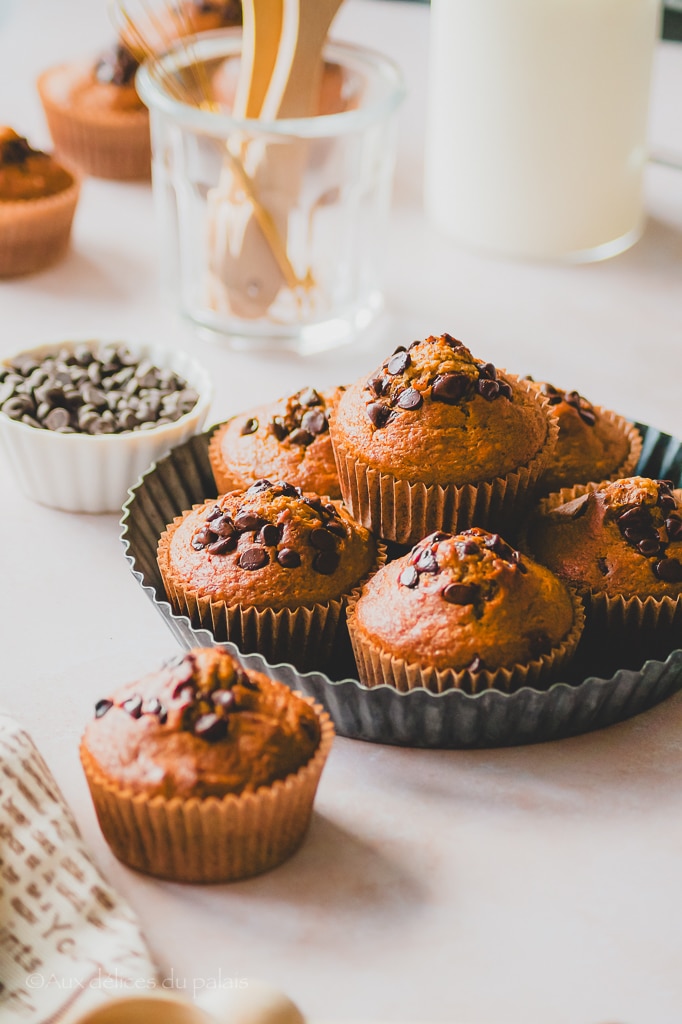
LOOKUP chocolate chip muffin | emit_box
[157,479,382,670]
[0,128,80,276]
[524,378,641,493]
[347,527,583,694]
[37,42,151,180]
[209,386,343,499]
[525,476,682,653]
[80,647,334,882]
[330,333,558,544]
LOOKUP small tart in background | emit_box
[0,127,80,276]
[37,43,151,180]
[347,526,583,694]
[80,646,334,882]
[525,377,641,493]
[209,386,344,499]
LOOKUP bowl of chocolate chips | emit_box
[0,339,211,512]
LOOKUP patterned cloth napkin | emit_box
[0,708,158,1023]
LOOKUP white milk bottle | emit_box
[424,0,662,262]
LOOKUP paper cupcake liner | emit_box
[533,483,682,652]
[80,702,334,883]
[157,505,387,673]
[0,180,80,276]
[38,66,151,181]
[346,588,585,695]
[331,377,560,545]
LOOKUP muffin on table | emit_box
[80,646,334,883]
[347,527,584,694]
[329,333,559,545]
[209,386,343,499]
[524,476,682,648]
[524,377,641,493]
[157,478,382,670]
[0,128,80,276]
[37,41,151,180]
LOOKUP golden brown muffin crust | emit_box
[353,527,576,671]
[82,648,320,799]
[526,379,634,491]
[210,386,343,499]
[161,479,376,609]
[527,476,682,597]
[331,334,550,484]
[0,128,73,201]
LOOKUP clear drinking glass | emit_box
[137,34,405,353]
[424,0,662,263]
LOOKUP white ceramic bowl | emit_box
[0,339,212,513]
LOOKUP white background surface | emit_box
[1,3,682,1023]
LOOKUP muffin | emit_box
[347,527,584,694]
[167,0,242,34]
[37,42,151,180]
[330,333,559,545]
[524,378,641,492]
[208,386,343,499]
[157,478,382,670]
[525,476,682,650]
[80,647,334,882]
[0,128,79,276]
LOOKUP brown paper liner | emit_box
[37,66,151,181]
[534,484,682,647]
[80,702,334,883]
[157,507,387,671]
[346,588,585,695]
[0,180,80,276]
[331,378,560,545]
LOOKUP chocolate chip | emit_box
[397,387,423,410]
[386,351,411,375]
[578,407,597,426]
[443,583,478,605]
[122,696,143,719]
[245,479,273,495]
[207,535,238,555]
[416,548,439,573]
[442,334,463,350]
[297,387,321,407]
[324,520,347,537]
[301,408,327,435]
[257,523,279,546]
[367,376,388,397]
[234,512,265,532]
[269,417,288,441]
[496,381,513,400]
[289,428,314,446]
[638,538,661,556]
[241,417,258,435]
[431,373,469,404]
[399,566,419,588]
[313,550,339,575]
[597,557,609,576]
[310,528,336,551]
[461,540,480,556]
[212,689,235,712]
[277,547,301,568]
[665,517,682,542]
[192,527,213,550]
[94,699,113,718]
[477,378,500,400]
[145,698,167,724]
[239,546,269,570]
[478,363,497,380]
[194,713,228,742]
[618,507,648,526]
[654,558,682,582]
[366,402,391,428]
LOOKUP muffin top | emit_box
[0,128,74,201]
[526,476,682,598]
[160,479,377,609]
[82,647,320,799]
[172,0,243,33]
[209,386,343,499]
[525,378,635,491]
[351,527,576,672]
[60,43,146,114]
[331,334,552,484]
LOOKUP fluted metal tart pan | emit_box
[120,421,682,748]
